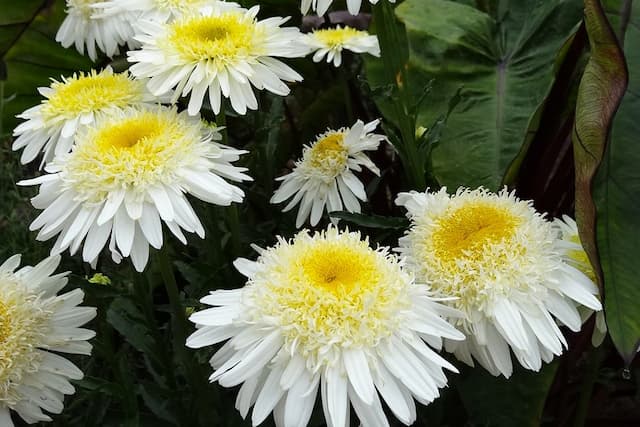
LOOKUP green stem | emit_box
[373,2,426,190]
[215,104,241,256]
[573,344,606,427]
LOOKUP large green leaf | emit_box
[593,0,640,362]
[0,0,92,137]
[391,0,583,190]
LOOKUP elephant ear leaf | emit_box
[587,0,639,363]
[0,0,92,137]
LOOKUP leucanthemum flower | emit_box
[271,119,384,228]
[396,188,603,378]
[553,215,607,346]
[19,105,251,272]
[305,26,380,67]
[12,67,156,166]
[56,0,138,60]
[128,5,309,115]
[301,0,394,16]
[187,227,464,427]
[93,0,239,24]
[0,254,96,426]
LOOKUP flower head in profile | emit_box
[0,254,96,426]
[19,105,251,272]
[271,119,383,228]
[12,67,155,167]
[187,227,463,427]
[56,0,137,60]
[93,0,239,24]
[128,5,309,115]
[396,188,603,378]
[305,26,380,67]
[300,0,395,16]
[553,215,606,346]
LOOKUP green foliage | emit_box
[370,0,584,190]
[593,0,640,363]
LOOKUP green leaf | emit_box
[390,0,583,190]
[592,0,640,363]
[457,362,559,427]
[329,211,409,229]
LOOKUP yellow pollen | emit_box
[168,13,262,62]
[432,202,520,262]
[0,300,11,345]
[41,71,142,120]
[314,27,364,48]
[299,243,379,294]
[305,132,349,178]
[97,118,161,150]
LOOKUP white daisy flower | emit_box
[305,26,380,67]
[56,0,138,61]
[300,0,395,16]
[396,187,603,378]
[12,67,157,167]
[271,119,384,228]
[0,254,96,426]
[128,5,309,116]
[18,105,251,272]
[93,0,239,24]
[187,227,464,427]
[553,215,607,346]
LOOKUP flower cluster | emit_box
[4,0,607,426]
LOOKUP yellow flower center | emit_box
[300,242,379,294]
[314,27,364,48]
[68,0,99,17]
[41,71,143,121]
[432,203,520,262]
[247,230,411,369]
[304,132,349,178]
[64,108,202,202]
[168,13,263,62]
[0,281,51,404]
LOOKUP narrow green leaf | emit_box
[329,211,409,229]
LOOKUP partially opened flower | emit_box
[12,67,155,166]
[396,188,603,378]
[305,26,380,67]
[553,215,606,346]
[271,119,383,228]
[0,254,96,426]
[19,105,251,272]
[300,0,394,16]
[128,5,309,115]
[56,0,137,60]
[93,0,239,24]
[187,227,463,427]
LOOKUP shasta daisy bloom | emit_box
[553,215,607,346]
[128,5,309,116]
[93,0,239,24]
[12,67,156,166]
[187,227,463,427]
[19,105,251,272]
[396,188,603,378]
[300,0,394,16]
[0,254,96,426]
[271,119,384,228]
[56,0,137,60]
[305,26,380,67]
